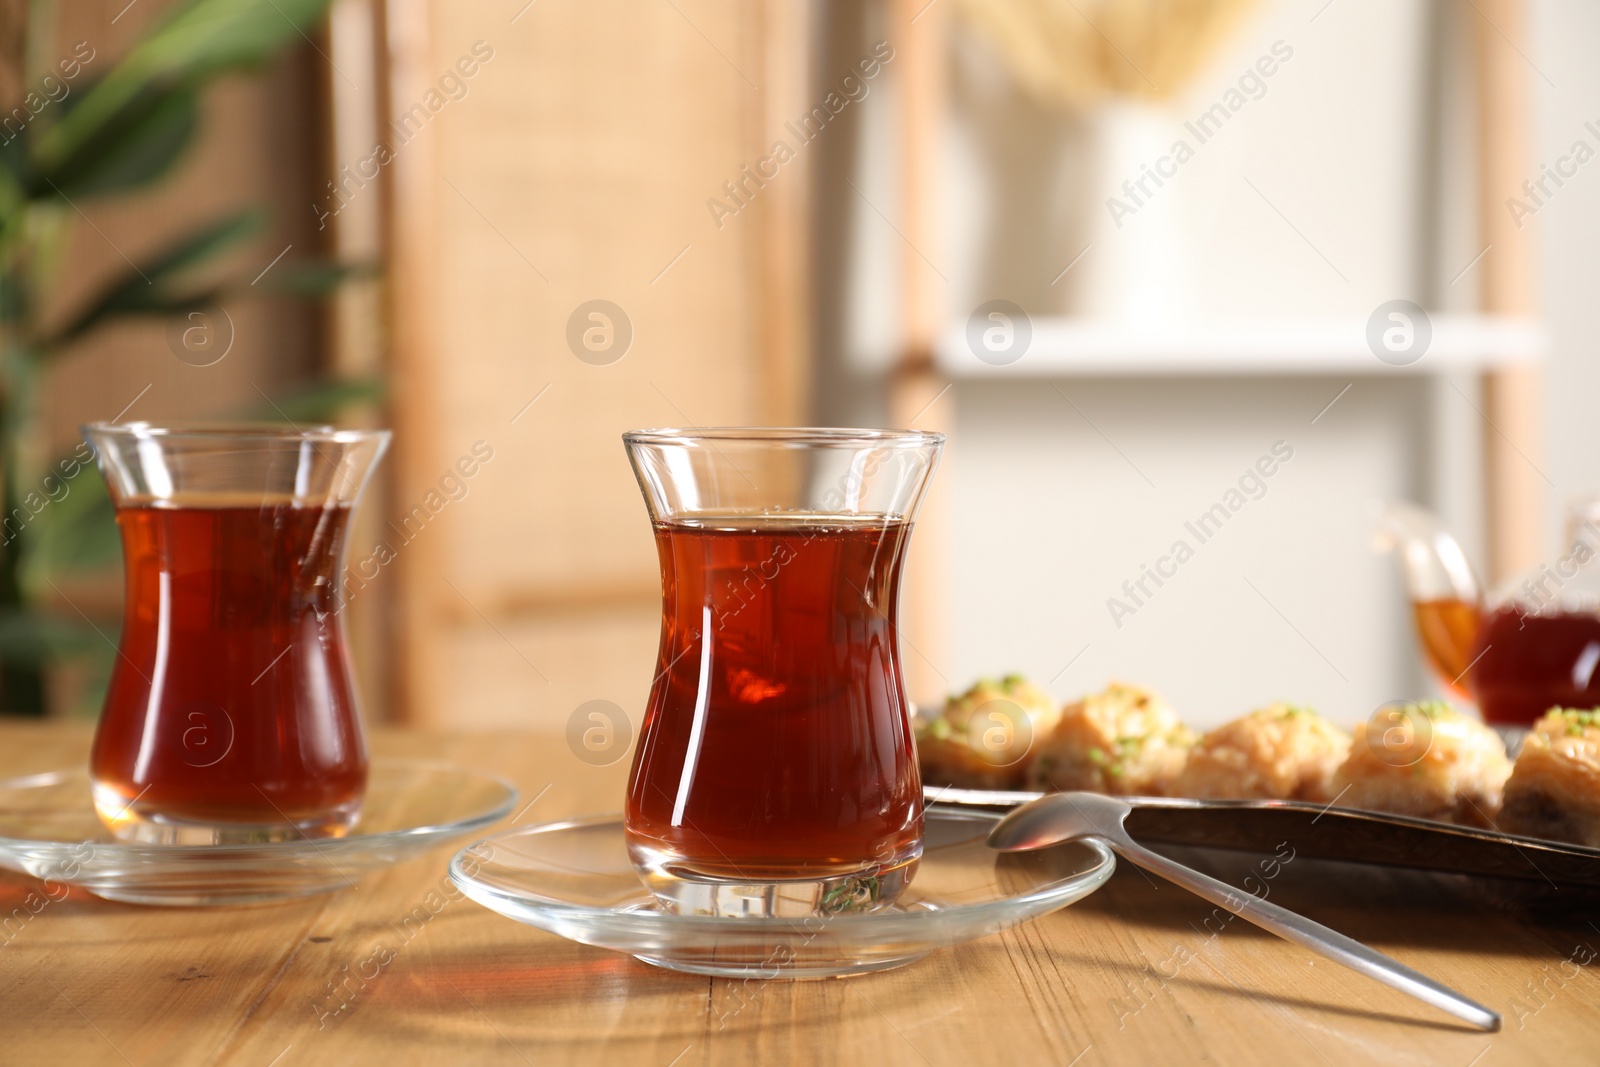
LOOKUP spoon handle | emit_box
[1107,831,1501,1032]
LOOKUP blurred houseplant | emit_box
[0,0,376,715]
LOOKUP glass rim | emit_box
[622,426,944,448]
[83,421,392,445]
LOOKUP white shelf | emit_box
[935,314,1546,377]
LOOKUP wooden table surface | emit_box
[4,723,1596,1066]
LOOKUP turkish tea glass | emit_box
[623,427,944,917]
[84,422,390,844]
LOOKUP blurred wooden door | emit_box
[381,0,811,729]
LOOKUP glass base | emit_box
[631,952,930,979]
[628,840,921,918]
[93,782,361,845]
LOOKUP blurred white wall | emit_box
[820,0,1596,727]
[1530,0,1600,537]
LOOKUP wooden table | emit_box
[4,723,1596,1066]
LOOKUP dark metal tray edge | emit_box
[924,786,1600,890]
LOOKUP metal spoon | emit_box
[987,792,1501,1032]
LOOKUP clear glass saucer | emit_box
[449,806,1115,978]
[0,759,517,906]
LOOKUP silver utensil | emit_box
[987,792,1501,1032]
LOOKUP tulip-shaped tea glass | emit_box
[623,428,944,916]
[84,423,390,844]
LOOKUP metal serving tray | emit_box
[925,786,1600,890]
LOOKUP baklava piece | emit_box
[1025,682,1194,797]
[915,675,1061,790]
[1174,704,1350,802]
[1499,708,1600,846]
[1333,700,1511,828]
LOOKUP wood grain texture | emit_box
[1472,0,1544,586]
[382,0,450,726]
[3,722,1598,1065]
[382,0,812,729]
[888,0,953,710]
[326,0,397,723]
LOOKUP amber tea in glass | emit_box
[623,428,943,917]
[84,423,389,844]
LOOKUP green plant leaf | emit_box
[66,643,115,718]
[18,455,120,582]
[256,260,378,298]
[248,375,386,423]
[0,132,27,216]
[33,0,334,174]
[0,607,105,664]
[43,208,263,345]
[117,207,265,282]
[39,86,199,198]
[0,272,26,323]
